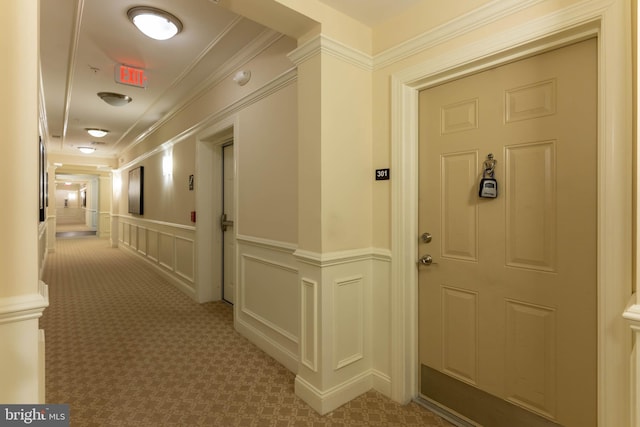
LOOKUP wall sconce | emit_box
[233,70,251,86]
[112,171,122,197]
[163,154,173,177]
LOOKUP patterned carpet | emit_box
[40,238,454,426]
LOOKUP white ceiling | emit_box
[40,0,419,164]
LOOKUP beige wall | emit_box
[237,82,298,243]
[119,139,196,225]
[373,0,493,53]
[319,54,372,252]
[118,36,297,166]
[116,37,298,242]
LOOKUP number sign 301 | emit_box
[375,169,390,181]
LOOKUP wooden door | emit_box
[418,39,597,427]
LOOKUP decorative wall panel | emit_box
[333,276,364,370]
[123,222,130,245]
[137,227,147,255]
[116,217,196,299]
[175,236,194,283]
[241,254,298,342]
[147,229,159,262]
[158,232,174,270]
[130,225,138,250]
[301,278,318,371]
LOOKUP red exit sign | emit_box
[115,64,147,88]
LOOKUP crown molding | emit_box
[288,34,373,71]
[373,0,544,70]
[287,0,546,73]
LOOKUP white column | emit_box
[0,0,49,404]
[289,35,375,415]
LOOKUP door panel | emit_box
[418,39,597,427]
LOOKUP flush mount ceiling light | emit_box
[97,92,132,107]
[78,146,96,154]
[85,128,109,138]
[128,6,183,41]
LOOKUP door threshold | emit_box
[415,396,479,427]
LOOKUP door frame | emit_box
[221,141,235,304]
[195,115,238,303]
[389,2,632,426]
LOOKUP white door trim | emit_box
[195,115,238,303]
[389,1,632,426]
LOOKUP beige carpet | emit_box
[40,237,453,426]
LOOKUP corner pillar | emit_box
[289,34,374,414]
[0,0,48,404]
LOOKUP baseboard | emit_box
[372,369,392,398]
[294,370,372,415]
[38,329,45,403]
[235,315,298,373]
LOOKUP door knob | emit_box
[420,232,432,243]
[418,254,437,265]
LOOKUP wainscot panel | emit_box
[175,236,195,284]
[122,222,129,246]
[292,247,392,414]
[158,232,174,271]
[148,229,159,262]
[99,212,111,238]
[138,227,147,256]
[130,224,138,250]
[301,278,318,372]
[333,275,364,370]
[116,216,195,299]
[235,235,299,373]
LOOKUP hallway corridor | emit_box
[39,237,453,426]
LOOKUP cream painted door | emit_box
[222,143,236,304]
[418,39,596,427]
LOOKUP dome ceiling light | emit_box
[127,6,183,41]
[97,92,132,107]
[86,128,109,138]
[78,146,96,154]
